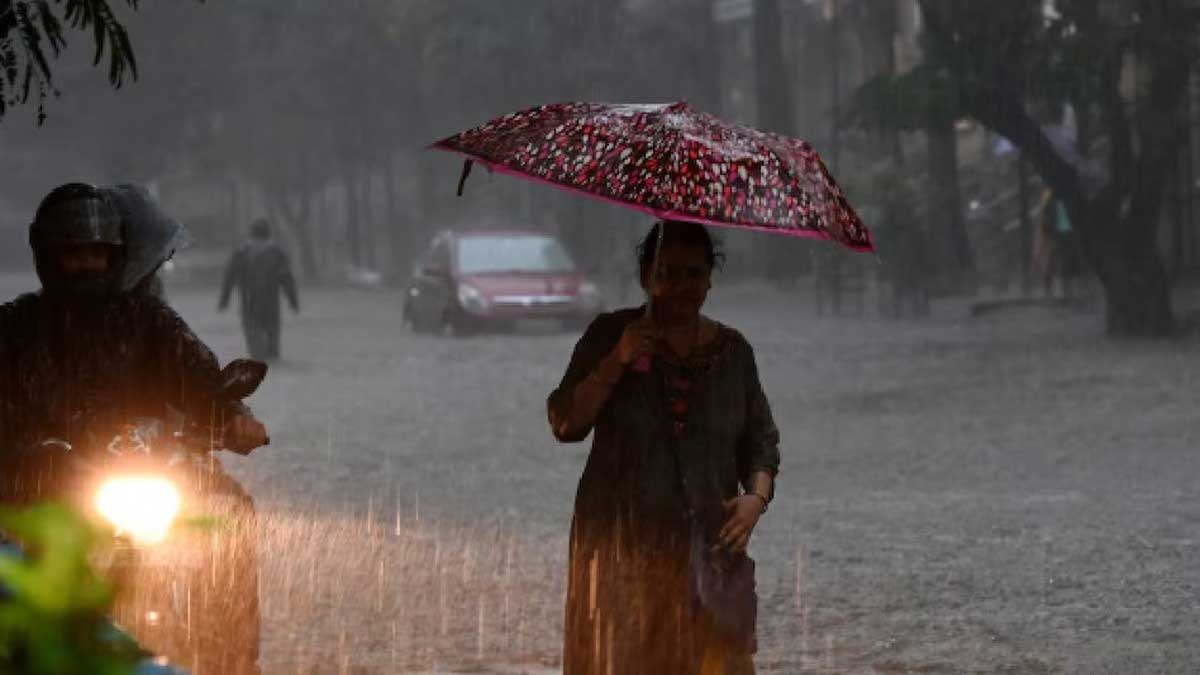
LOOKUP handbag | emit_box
[659,368,759,652]
[688,522,758,653]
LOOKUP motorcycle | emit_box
[0,359,269,675]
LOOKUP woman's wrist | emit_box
[745,492,768,514]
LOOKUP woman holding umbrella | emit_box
[547,219,779,674]
[435,100,872,673]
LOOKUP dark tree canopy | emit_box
[0,0,140,123]
[850,0,1200,336]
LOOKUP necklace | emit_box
[660,317,703,362]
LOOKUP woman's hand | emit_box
[614,316,658,367]
[717,495,765,553]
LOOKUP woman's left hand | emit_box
[717,495,764,554]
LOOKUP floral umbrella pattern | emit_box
[433,101,873,252]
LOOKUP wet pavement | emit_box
[5,274,1200,673]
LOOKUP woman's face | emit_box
[643,243,712,324]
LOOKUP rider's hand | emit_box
[224,413,268,454]
[717,495,765,554]
[614,316,658,367]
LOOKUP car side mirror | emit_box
[220,359,268,400]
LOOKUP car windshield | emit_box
[456,235,575,274]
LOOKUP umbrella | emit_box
[433,101,874,370]
[431,101,873,252]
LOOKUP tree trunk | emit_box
[360,169,375,269]
[280,208,319,282]
[752,0,795,131]
[926,121,974,285]
[270,189,319,281]
[270,156,320,282]
[226,178,241,248]
[873,0,903,168]
[284,217,319,282]
[693,0,722,113]
[415,153,440,248]
[343,167,362,268]
[1018,156,1032,296]
[753,0,807,283]
[383,152,409,281]
[1083,205,1175,336]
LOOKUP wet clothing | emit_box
[0,291,247,455]
[219,239,298,361]
[548,308,781,675]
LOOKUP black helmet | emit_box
[29,182,125,295]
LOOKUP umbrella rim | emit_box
[430,143,875,254]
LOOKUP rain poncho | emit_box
[102,183,189,294]
[219,239,299,361]
[0,291,247,455]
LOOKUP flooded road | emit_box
[7,274,1199,673]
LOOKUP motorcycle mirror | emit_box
[220,359,268,400]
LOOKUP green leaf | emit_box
[0,503,142,675]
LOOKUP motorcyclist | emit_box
[0,182,268,459]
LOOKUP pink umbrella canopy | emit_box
[432,101,873,252]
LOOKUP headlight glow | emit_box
[578,280,601,308]
[456,283,489,311]
[95,476,181,545]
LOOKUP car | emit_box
[402,229,604,335]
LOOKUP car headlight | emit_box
[578,280,602,308]
[95,476,181,545]
[456,283,489,312]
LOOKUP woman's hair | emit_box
[636,220,725,274]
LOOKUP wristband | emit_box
[746,492,769,514]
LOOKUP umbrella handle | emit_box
[632,223,663,375]
[456,159,474,197]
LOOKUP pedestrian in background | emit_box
[219,218,299,361]
[1033,188,1082,298]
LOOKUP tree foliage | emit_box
[849,0,1200,335]
[0,503,145,675]
[0,0,141,123]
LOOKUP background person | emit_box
[219,218,300,361]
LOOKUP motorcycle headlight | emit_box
[95,476,181,545]
[456,283,489,312]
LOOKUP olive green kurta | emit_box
[548,307,780,675]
